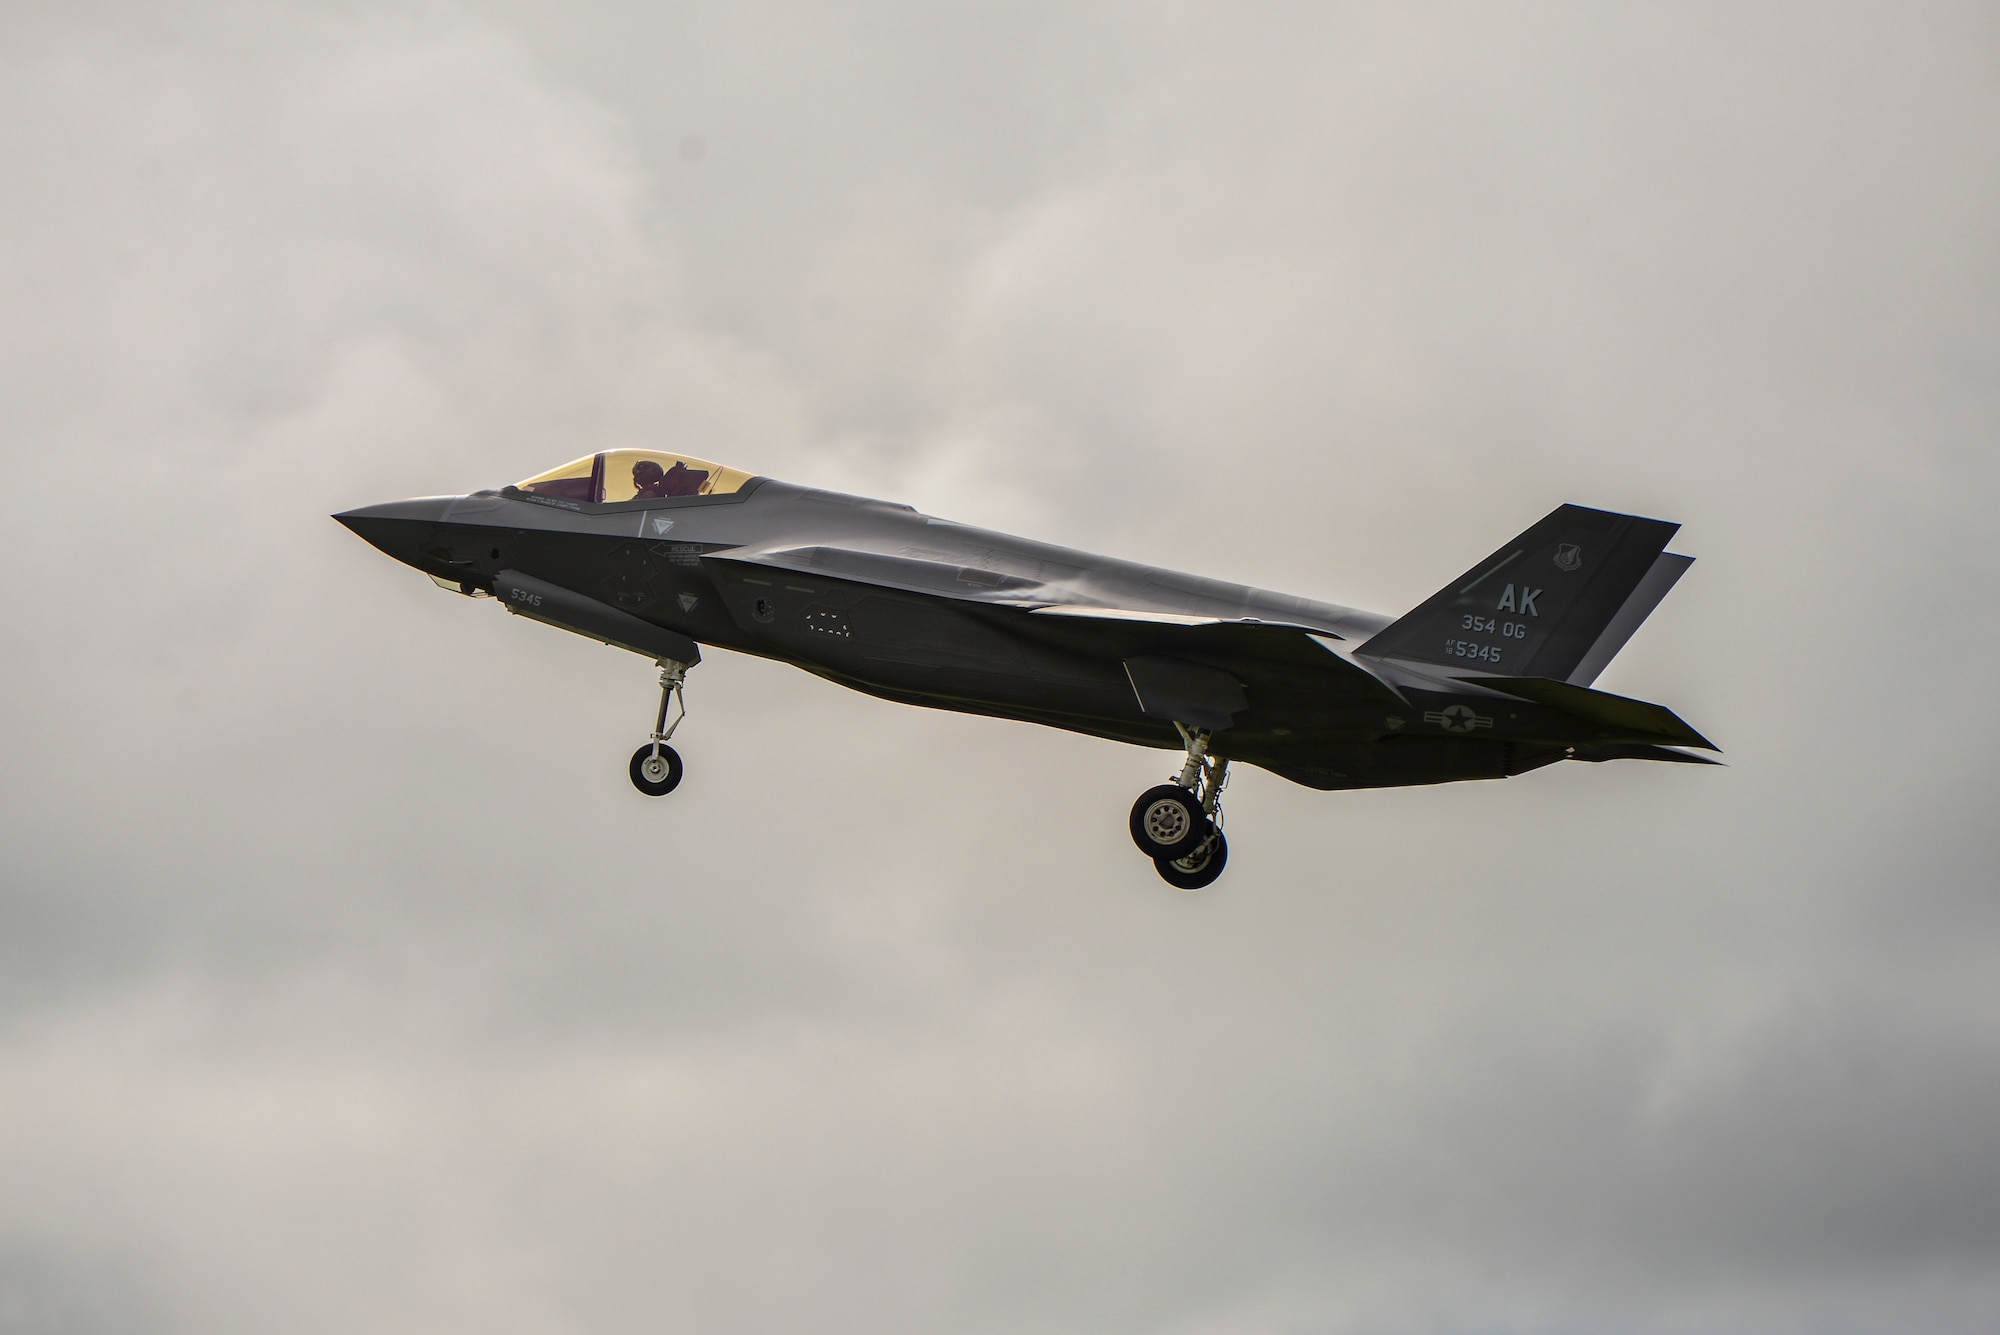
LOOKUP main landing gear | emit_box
[629,658,692,796]
[1128,724,1230,890]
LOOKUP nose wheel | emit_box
[630,744,683,795]
[629,658,692,796]
[1128,723,1231,888]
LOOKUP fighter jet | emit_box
[336,448,1714,888]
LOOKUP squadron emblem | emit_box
[1553,543,1583,572]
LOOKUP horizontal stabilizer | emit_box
[1570,743,1723,765]
[1359,504,1686,682]
[1474,674,1717,751]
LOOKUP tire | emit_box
[1154,831,1228,891]
[629,744,684,796]
[1129,784,1208,860]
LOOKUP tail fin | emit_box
[1357,504,1691,686]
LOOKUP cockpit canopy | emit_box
[513,450,756,504]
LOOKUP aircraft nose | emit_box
[333,496,458,568]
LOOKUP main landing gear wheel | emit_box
[629,656,694,796]
[1129,784,1209,861]
[1155,831,1228,891]
[629,744,683,796]
[1129,722,1233,886]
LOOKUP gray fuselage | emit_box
[338,475,1709,791]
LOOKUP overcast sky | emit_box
[3,2,1998,1332]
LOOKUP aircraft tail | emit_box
[1357,504,1691,686]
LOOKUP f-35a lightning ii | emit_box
[337,448,1715,888]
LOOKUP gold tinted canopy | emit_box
[515,450,755,503]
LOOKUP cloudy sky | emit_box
[3,2,1998,1331]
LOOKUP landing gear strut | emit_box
[629,658,692,796]
[1127,723,1230,889]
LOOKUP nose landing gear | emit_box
[629,658,692,796]
[1128,723,1230,889]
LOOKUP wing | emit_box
[705,548,1401,728]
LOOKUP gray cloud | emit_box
[2,1,1997,1331]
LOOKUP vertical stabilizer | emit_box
[1358,504,1689,681]
[1565,551,1692,686]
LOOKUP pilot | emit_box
[631,458,710,499]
